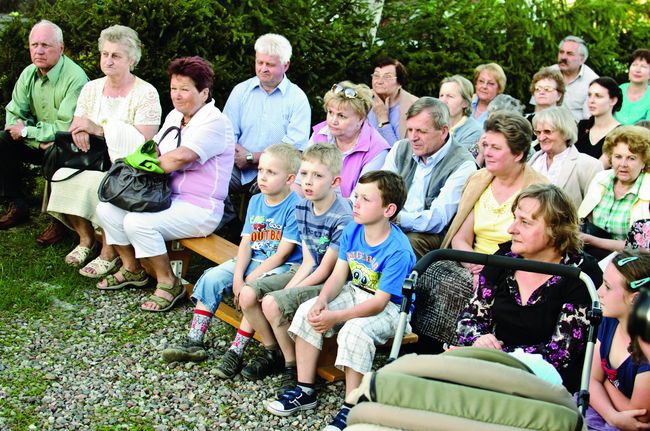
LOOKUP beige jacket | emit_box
[528,145,602,209]
[397,88,418,139]
[441,166,549,249]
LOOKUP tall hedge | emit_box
[0,0,648,120]
[0,0,377,119]
[373,0,650,103]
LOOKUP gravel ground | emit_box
[0,283,348,430]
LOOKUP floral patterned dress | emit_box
[456,241,603,392]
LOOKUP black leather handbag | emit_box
[98,127,180,213]
[42,132,110,182]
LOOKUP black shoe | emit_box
[276,366,297,398]
[213,349,243,379]
[161,339,207,363]
[241,348,284,381]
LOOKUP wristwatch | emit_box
[20,127,27,138]
[246,152,254,163]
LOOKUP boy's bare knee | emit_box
[238,285,258,309]
[261,295,280,322]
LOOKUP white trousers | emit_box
[96,199,219,258]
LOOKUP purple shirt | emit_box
[311,120,390,197]
[156,101,235,216]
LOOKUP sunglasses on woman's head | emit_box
[331,83,358,99]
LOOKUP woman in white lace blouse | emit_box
[47,25,161,276]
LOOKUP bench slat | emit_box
[179,235,238,265]
[176,233,418,383]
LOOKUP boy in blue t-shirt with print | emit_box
[267,170,416,431]
[162,143,302,363]
[211,143,354,387]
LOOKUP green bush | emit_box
[0,0,377,119]
[373,0,650,104]
[0,0,648,119]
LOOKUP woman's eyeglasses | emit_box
[534,85,558,93]
[370,73,397,81]
[533,128,556,137]
[332,83,358,99]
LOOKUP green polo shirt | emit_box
[5,54,88,148]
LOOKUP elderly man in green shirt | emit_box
[0,20,88,241]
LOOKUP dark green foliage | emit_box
[0,0,376,120]
[373,0,650,105]
[0,0,648,120]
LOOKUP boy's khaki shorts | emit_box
[247,267,323,325]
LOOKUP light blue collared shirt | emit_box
[223,75,311,185]
[382,136,477,233]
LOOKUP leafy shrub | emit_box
[373,0,650,105]
[0,0,648,119]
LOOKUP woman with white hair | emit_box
[529,106,602,207]
[47,25,161,276]
[439,75,482,149]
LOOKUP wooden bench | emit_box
[171,233,419,382]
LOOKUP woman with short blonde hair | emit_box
[308,81,390,198]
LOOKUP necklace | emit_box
[180,117,188,128]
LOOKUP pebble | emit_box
[0,291,346,430]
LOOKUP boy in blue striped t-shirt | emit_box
[215,143,353,388]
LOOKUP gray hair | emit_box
[30,20,63,44]
[441,75,474,117]
[487,94,525,115]
[533,106,578,146]
[406,97,450,129]
[560,35,589,61]
[98,25,142,71]
[254,33,292,65]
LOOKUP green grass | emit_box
[0,207,92,311]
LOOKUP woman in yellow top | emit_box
[411,112,548,352]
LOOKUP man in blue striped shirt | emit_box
[222,33,311,225]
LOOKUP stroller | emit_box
[345,249,601,431]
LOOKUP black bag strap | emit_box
[48,149,109,182]
[158,126,181,149]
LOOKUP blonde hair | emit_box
[323,81,373,119]
[603,126,650,173]
[263,143,301,174]
[473,63,507,94]
[302,143,343,176]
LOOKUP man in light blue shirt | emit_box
[382,97,477,259]
[222,33,311,225]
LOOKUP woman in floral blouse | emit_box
[456,184,603,392]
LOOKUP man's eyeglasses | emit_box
[534,85,558,93]
[370,73,397,81]
[332,83,358,99]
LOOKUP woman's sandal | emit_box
[97,267,149,290]
[79,256,122,279]
[141,279,185,312]
[65,244,99,267]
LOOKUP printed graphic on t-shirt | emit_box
[249,215,284,258]
[349,259,381,294]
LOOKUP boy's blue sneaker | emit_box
[266,386,317,417]
[323,405,351,430]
